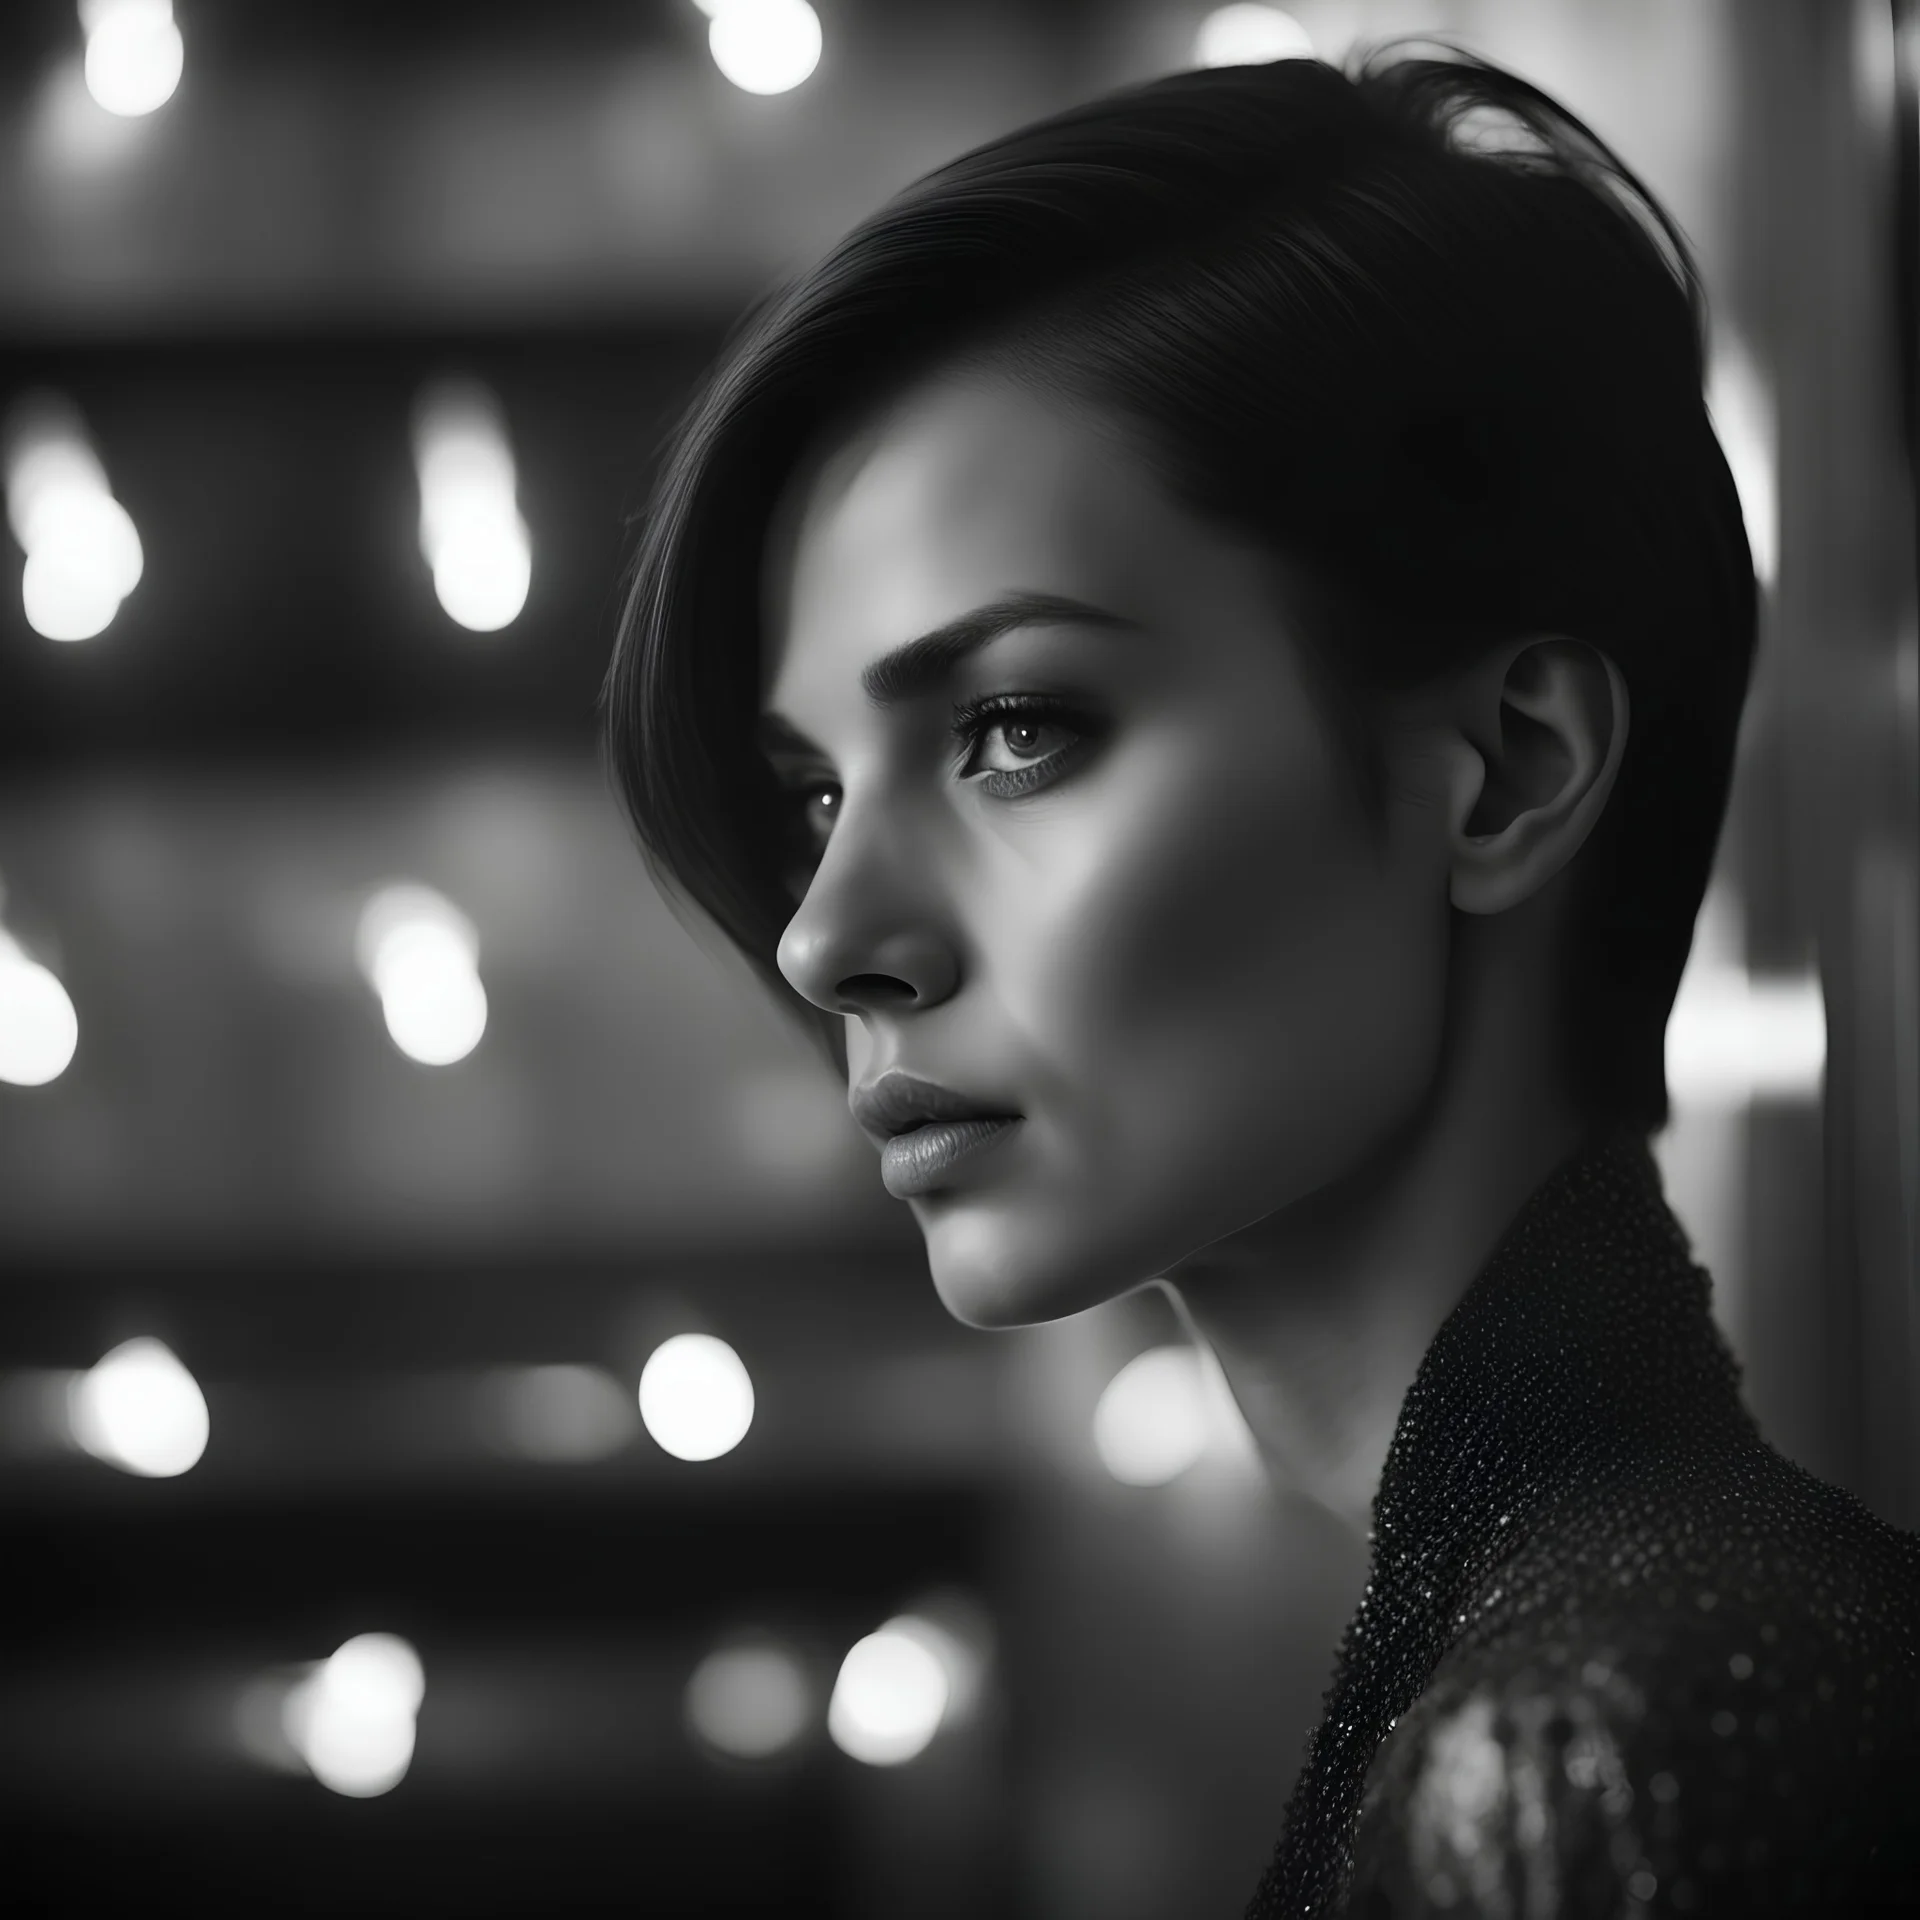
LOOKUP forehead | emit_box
[758,366,1214,720]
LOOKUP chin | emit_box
[916,1200,1150,1331]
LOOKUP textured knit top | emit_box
[1245,1130,1920,1918]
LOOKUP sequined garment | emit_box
[1245,1131,1920,1918]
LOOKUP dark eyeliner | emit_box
[776,691,1098,864]
[947,691,1099,795]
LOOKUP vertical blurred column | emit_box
[1728,0,1920,1524]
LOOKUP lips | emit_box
[849,1070,1020,1146]
[878,1115,1022,1198]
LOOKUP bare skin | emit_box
[758,360,1628,1542]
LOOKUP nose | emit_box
[776,839,959,1019]
[778,917,959,1018]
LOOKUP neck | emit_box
[1166,922,1594,1543]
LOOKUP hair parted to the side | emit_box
[599,37,1757,1135]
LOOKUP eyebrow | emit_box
[756,590,1140,755]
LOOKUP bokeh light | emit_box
[67,1336,209,1477]
[411,378,532,632]
[81,0,184,118]
[355,882,488,1067]
[684,1637,812,1760]
[707,0,823,96]
[1192,4,1314,69]
[884,1604,990,1730]
[1091,1345,1213,1487]
[480,1363,638,1463]
[282,1633,425,1798]
[0,934,79,1086]
[826,1622,949,1766]
[638,1333,754,1461]
[4,394,144,641]
[22,545,124,641]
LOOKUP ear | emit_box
[1441,637,1629,916]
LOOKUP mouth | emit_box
[848,1070,1021,1147]
[848,1071,1024,1198]
[878,1114,1024,1199]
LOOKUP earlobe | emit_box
[1448,639,1629,916]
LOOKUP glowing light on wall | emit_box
[638,1333,754,1461]
[827,1622,949,1766]
[478,1363,637,1463]
[1092,1344,1215,1486]
[281,1634,425,1798]
[1666,964,1826,1107]
[354,882,488,1066]
[67,1337,208,1477]
[1193,4,1314,68]
[684,1637,812,1760]
[4,393,143,641]
[80,0,184,118]
[701,0,823,95]
[0,927,79,1086]
[411,378,531,632]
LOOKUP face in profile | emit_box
[759,362,1463,1330]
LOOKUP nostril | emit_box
[837,973,917,1006]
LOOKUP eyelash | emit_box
[780,693,1096,853]
[948,691,1097,792]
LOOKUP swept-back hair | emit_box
[600,38,1757,1132]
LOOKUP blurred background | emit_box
[0,1,1914,1915]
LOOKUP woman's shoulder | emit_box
[1345,1564,1920,1916]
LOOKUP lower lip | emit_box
[880,1117,1023,1198]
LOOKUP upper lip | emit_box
[849,1071,1019,1143]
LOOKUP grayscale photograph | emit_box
[1,2,1916,1914]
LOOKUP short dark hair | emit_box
[600,38,1757,1134]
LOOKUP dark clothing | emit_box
[1246,1132,1920,1917]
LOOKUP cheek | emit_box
[1011,749,1450,1216]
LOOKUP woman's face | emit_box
[759,363,1459,1329]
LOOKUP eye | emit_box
[950,693,1097,793]
[786,779,841,850]
[773,692,1099,870]
[956,702,1071,772]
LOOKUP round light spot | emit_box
[1092,1345,1211,1486]
[283,1633,424,1798]
[708,0,823,95]
[18,485,143,596]
[356,885,487,1067]
[430,518,532,632]
[482,1364,637,1463]
[326,1633,426,1719]
[0,948,79,1085]
[376,936,488,1065]
[68,1336,208,1477]
[826,1626,948,1766]
[685,1639,811,1760]
[639,1333,754,1461]
[22,546,124,641]
[1193,4,1314,69]
[411,379,531,633]
[83,0,184,117]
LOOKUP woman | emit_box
[601,40,1920,1917]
